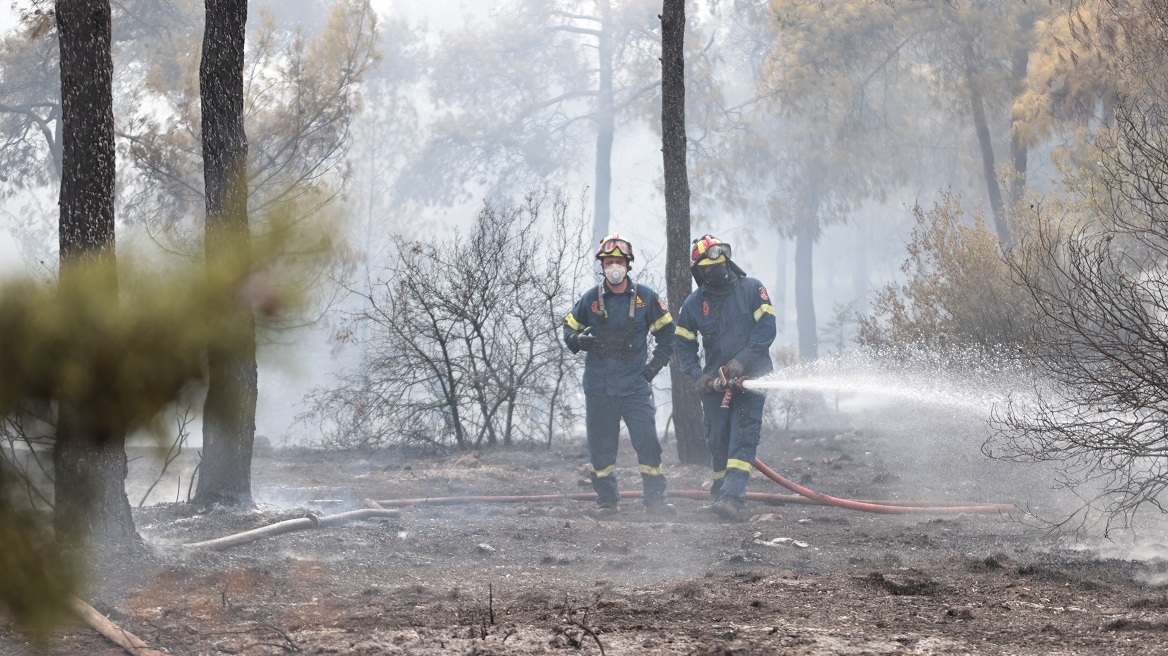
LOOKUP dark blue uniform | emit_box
[675,274,776,503]
[564,280,675,506]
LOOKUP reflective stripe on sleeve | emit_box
[565,313,584,331]
[650,312,673,333]
[753,304,776,322]
[675,325,697,341]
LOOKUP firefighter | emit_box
[563,233,676,515]
[675,235,776,521]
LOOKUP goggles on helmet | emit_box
[701,243,731,263]
[596,237,633,260]
[691,236,731,265]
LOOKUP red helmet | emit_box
[595,233,634,263]
[691,234,731,266]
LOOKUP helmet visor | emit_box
[598,238,632,258]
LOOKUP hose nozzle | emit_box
[715,367,751,408]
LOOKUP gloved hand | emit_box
[722,358,744,379]
[642,355,669,381]
[571,326,599,352]
[694,373,715,394]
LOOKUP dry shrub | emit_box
[858,192,1033,354]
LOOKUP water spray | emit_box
[705,366,1012,515]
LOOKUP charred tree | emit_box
[661,0,706,465]
[53,0,140,546]
[194,0,256,507]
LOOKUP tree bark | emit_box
[57,0,114,262]
[195,0,256,507]
[54,0,139,547]
[661,0,707,465]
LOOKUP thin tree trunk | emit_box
[661,0,707,465]
[850,224,869,315]
[591,0,614,247]
[195,0,256,507]
[794,218,817,360]
[54,0,139,547]
[794,165,822,361]
[1007,42,1030,212]
[964,42,1009,245]
[774,233,788,327]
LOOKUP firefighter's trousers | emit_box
[701,388,766,503]
[585,388,667,506]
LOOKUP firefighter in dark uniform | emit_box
[563,234,675,515]
[675,235,776,521]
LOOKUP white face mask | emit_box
[604,262,627,285]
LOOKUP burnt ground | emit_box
[6,421,1168,655]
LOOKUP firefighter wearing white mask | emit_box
[563,234,676,516]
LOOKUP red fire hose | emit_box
[751,457,1012,514]
[373,458,1011,515]
[374,489,818,508]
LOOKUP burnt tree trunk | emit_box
[54,0,139,546]
[661,0,707,465]
[195,0,256,508]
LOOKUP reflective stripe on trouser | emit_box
[709,469,725,499]
[701,388,765,503]
[586,388,667,505]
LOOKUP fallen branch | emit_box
[71,597,167,656]
[184,504,400,551]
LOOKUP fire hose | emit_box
[373,487,1010,514]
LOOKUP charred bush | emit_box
[302,190,590,450]
[988,3,1168,528]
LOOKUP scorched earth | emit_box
[4,423,1168,655]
